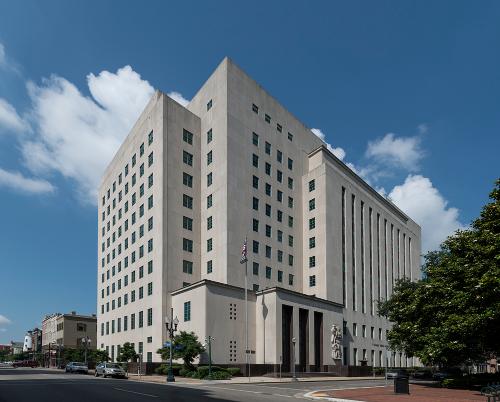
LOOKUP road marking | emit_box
[113,387,159,398]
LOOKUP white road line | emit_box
[113,387,159,398]
[200,385,264,394]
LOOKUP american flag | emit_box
[240,238,248,264]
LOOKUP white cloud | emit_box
[0,98,29,133]
[366,133,424,171]
[0,315,11,326]
[311,128,346,160]
[23,65,155,203]
[417,123,428,135]
[167,91,189,107]
[388,175,465,253]
[0,167,55,194]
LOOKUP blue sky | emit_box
[0,0,498,343]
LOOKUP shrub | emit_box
[155,363,182,376]
[179,368,193,377]
[196,366,224,378]
[226,367,241,376]
[207,370,231,380]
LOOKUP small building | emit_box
[41,312,97,367]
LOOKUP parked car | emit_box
[95,362,127,378]
[386,369,408,379]
[433,368,463,381]
[65,362,88,374]
[12,360,38,368]
[413,369,432,379]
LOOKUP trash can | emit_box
[394,374,410,394]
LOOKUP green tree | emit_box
[379,179,500,367]
[117,342,138,362]
[157,331,205,370]
[90,349,109,363]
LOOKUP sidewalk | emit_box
[127,373,385,385]
[306,384,485,402]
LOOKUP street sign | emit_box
[163,342,171,348]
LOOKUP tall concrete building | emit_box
[97,58,421,371]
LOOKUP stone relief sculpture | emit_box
[331,324,343,360]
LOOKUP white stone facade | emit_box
[97,58,421,370]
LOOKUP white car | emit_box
[95,362,127,378]
[65,362,88,374]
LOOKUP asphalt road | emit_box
[0,368,387,402]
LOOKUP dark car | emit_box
[386,369,408,379]
[65,362,89,374]
[413,369,433,379]
[12,360,38,368]
[95,362,127,378]
[433,368,462,380]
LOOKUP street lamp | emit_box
[165,308,179,382]
[291,337,297,381]
[81,336,91,364]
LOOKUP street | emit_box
[0,368,387,401]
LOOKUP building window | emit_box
[183,172,193,188]
[207,172,213,187]
[252,240,259,254]
[252,103,258,114]
[138,311,143,328]
[288,177,293,189]
[253,262,259,275]
[265,142,271,155]
[252,175,259,189]
[288,196,294,208]
[288,274,294,286]
[207,238,213,252]
[183,216,193,231]
[309,199,315,211]
[183,238,193,252]
[277,250,283,262]
[148,260,153,274]
[309,217,316,230]
[147,308,152,326]
[265,114,271,124]
[183,129,193,145]
[265,266,272,279]
[309,256,316,268]
[252,197,259,211]
[265,224,271,238]
[353,323,358,336]
[277,210,283,222]
[207,151,213,165]
[288,254,294,266]
[207,194,213,208]
[207,216,213,230]
[309,179,315,192]
[265,183,271,196]
[252,132,259,146]
[265,162,271,176]
[183,194,193,209]
[309,275,316,287]
[288,216,293,228]
[277,190,283,202]
[148,152,153,167]
[288,235,294,247]
[183,260,193,274]
[148,173,153,188]
[252,154,259,168]
[277,230,283,242]
[132,154,136,167]
[277,123,282,133]
[253,219,259,232]
[288,132,293,141]
[278,270,283,282]
[184,301,191,321]
[148,130,153,145]
[277,170,283,183]
[265,204,271,217]
[207,260,213,274]
[309,237,316,249]
[265,245,271,258]
[148,195,153,209]
[183,151,193,166]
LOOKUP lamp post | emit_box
[81,336,91,364]
[205,336,214,378]
[165,308,179,382]
[291,337,297,381]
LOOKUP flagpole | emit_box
[241,237,249,382]
[245,255,249,382]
